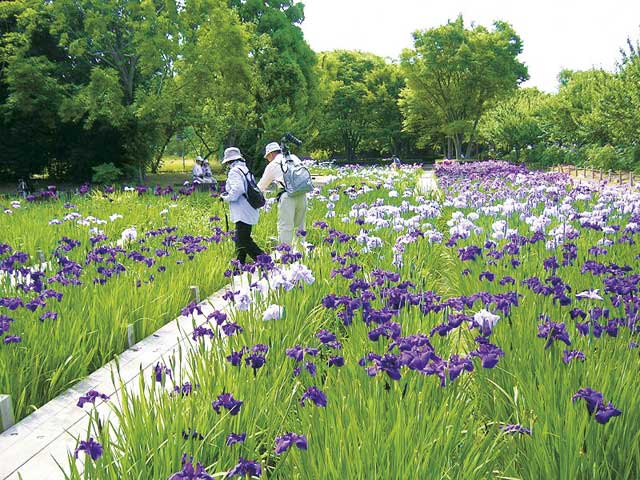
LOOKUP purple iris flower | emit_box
[77,390,110,408]
[594,402,622,424]
[479,271,495,282]
[226,349,246,367]
[0,297,24,310]
[328,356,344,367]
[245,353,266,371]
[316,330,337,345]
[572,388,604,415]
[365,353,403,380]
[181,302,203,317]
[221,322,243,337]
[226,432,247,446]
[170,454,214,480]
[173,382,197,397]
[192,326,214,341]
[300,386,327,407]
[500,424,531,435]
[0,315,13,335]
[304,362,317,377]
[499,276,515,286]
[207,310,227,325]
[212,393,243,416]
[274,432,308,454]
[226,457,262,478]
[572,388,622,424]
[368,322,401,341]
[448,355,474,382]
[469,340,505,368]
[154,363,172,382]
[537,320,571,349]
[74,437,103,461]
[286,345,304,362]
[3,335,21,344]
[182,429,204,440]
[39,311,58,322]
[562,350,586,364]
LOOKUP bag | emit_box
[238,166,266,209]
[280,155,313,197]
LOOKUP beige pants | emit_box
[278,193,307,244]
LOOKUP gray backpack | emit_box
[280,155,313,197]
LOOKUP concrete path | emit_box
[0,287,232,479]
[417,169,438,194]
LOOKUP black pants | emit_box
[235,221,265,264]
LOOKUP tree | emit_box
[400,16,528,159]
[228,0,318,167]
[313,50,405,160]
[480,88,548,160]
[1,0,253,181]
[175,0,254,164]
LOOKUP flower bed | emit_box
[0,190,244,421]
[8,163,640,478]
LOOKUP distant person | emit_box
[201,159,218,190]
[220,147,265,264]
[192,156,205,184]
[258,141,310,245]
[391,155,401,169]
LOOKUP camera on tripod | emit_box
[281,132,302,147]
[280,132,302,156]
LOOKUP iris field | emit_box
[2,162,640,479]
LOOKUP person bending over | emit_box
[221,147,265,264]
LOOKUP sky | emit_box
[300,0,640,92]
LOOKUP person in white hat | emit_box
[192,155,205,184]
[258,141,307,245]
[221,147,265,264]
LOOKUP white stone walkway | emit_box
[417,168,438,193]
[0,287,232,480]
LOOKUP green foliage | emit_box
[480,88,548,161]
[91,162,123,184]
[400,15,528,159]
[312,50,406,160]
[227,0,319,169]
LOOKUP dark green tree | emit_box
[313,50,405,160]
[400,15,528,159]
[228,0,318,166]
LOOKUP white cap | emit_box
[196,155,204,163]
[222,147,244,164]
[264,142,281,159]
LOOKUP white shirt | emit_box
[257,153,302,192]
[222,161,259,225]
[192,164,203,179]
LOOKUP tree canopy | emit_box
[1,6,639,182]
[400,15,528,159]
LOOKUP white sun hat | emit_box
[264,142,281,159]
[222,147,244,164]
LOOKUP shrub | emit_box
[91,162,123,184]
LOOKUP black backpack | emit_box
[237,166,266,209]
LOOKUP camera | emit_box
[281,132,302,147]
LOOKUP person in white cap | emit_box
[221,147,265,264]
[258,141,307,245]
[192,156,205,184]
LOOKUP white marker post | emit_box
[0,395,15,432]
[127,324,135,348]
[190,285,200,303]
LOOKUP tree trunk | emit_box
[452,134,463,160]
